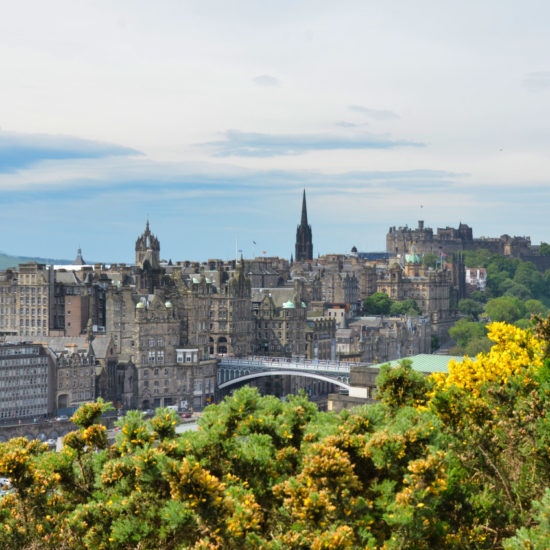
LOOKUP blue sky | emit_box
[1,1,549,263]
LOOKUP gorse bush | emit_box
[1,320,550,548]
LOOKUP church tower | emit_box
[135,220,160,268]
[295,190,313,262]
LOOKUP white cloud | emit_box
[252,74,280,87]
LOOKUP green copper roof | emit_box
[282,300,296,309]
[405,253,421,264]
[370,354,466,374]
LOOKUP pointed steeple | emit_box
[295,189,313,262]
[301,189,308,225]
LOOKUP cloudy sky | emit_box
[1,1,549,263]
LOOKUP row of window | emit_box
[148,338,165,348]
[0,406,47,418]
[19,319,47,328]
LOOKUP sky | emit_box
[1,0,550,263]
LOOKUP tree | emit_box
[449,318,487,349]
[539,242,550,256]
[525,299,549,317]
[485,296,526,323]
[458,298,484,321]
[421,253,439,269]
[390,298,421,316]
[363,292,391,315]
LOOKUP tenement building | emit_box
[0,342,55,420]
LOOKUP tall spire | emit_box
[295,189,313,262]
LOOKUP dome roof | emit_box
[282,300,295,309]
[405,253,421,264]
[136,302,145,309]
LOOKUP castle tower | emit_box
[295,190,313,262]
[135,220,160,268]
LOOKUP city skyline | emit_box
[1,1,549,262]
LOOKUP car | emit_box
[181,412,191,419]
[56,415,69,421]
[46,438,57,447]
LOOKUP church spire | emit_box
[295,189,313,262]
[301,189,308,225]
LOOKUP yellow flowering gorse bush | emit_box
[432,322,545,394]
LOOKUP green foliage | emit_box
[539,242,550,256]
[503,489,550,549]
[376,359,430,410]
[364,292,392,315]
[390,298,421,316]
[364,293,421,317]
[458,298,484,320]
[485,296,526,323]
[421,253,439,268]
[449,318,487,348]
[3,327,550,550]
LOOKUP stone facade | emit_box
[0,342,55,420]
[252,286,307,357]
[377,261,453,339]
[387,220,532,259]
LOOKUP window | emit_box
[148,339,155,348]
[157,338,164,347]
[157,351,164,364]
[148,352,155,364]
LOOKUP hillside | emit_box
[0,252,72,271]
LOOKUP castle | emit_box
[387,220,534,259]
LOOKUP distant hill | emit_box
[0,252,73,271]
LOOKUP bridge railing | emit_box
[218,356,368,373]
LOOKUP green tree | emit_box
[363,292,391,315]
[458,298,484,321]
[421,253,439,269]
[485,296,526,323]
[390,298,421,316]
[525,299,549,317]
[539,242,550,256]
[449,318,487,349]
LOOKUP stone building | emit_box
[252,286,307,357]
[14,263,54,338]
[50,339,95,414]
[305,317,335,360]
[351,315,432,364]
[0,342,55,420]
[387,219,532,259]
[0,269,17,337]
[208,261,253,357]
[102,223,218,411]
[376,257,454,339]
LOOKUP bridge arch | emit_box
[218,370,350,391]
